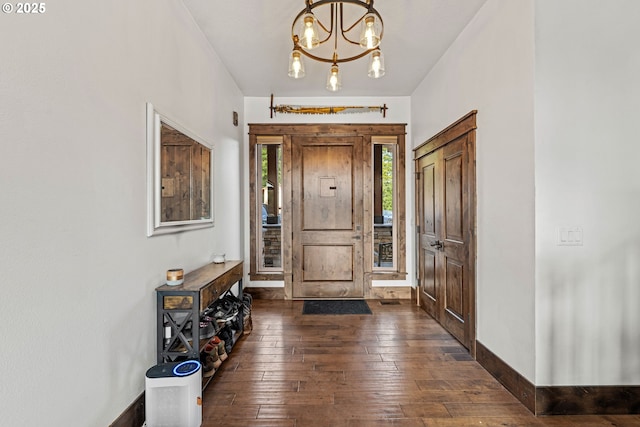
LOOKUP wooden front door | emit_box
[415,112,476,353]
[292,136,364,298]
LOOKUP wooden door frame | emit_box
[248,123,407,300]
[413,111,477,356]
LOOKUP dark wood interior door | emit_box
[416,116,476,352]
[292,136,364,298]
[417,150,439,317]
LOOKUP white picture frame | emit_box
[146,103,214,236]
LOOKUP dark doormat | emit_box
[302,300,372,315]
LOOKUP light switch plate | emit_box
[557,226,583,246]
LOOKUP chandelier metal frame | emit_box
[290,0,384,64]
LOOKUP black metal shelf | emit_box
[155,261,244,366]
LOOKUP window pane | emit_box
[373,144,394,269]
[259,144,282,270]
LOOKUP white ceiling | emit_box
[181,0,487,97]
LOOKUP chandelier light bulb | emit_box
[288,50,305,79]
[367,49,385,78]
[326,64,342,92]
[299,14,320,50]
[359,14,381,49]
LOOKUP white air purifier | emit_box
[145,360,202,427]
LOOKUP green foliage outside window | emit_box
[382,147,393,212]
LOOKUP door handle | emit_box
[429,240,443,250]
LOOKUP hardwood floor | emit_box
[202,299,640,426]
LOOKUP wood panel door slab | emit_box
[440,136,470,344]
[292,136,364,299]
[415,111,476,354]
[418,152,439,318]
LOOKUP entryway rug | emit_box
[302,300,372,315]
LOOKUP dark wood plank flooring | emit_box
[202,299,640,426]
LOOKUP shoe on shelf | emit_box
[243,311,253,335]
[221,292,243,308]
[218,326,234,355]
[217,339,228,361]
[203,340,216,355]
[215,307,240,326]
[242,292,253,305]
[212,349,222,369]
[200,320,216,339]
[206,336,227,362]
[203,340,223,369]
[229,312,243,332]
[200,353,215,378]
[208,300,239,324]
[183,320,215,341]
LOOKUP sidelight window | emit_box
[372,138,397,270]
[257,138,283,272]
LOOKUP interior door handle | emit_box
[429,240,443,250]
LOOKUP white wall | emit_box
[243,96,413,289]
[0,1,243,425]
[411,0,536,381]
[534,0,640,386]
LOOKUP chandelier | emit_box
[288,0,385,92]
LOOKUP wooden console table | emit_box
[155,260,243,364]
